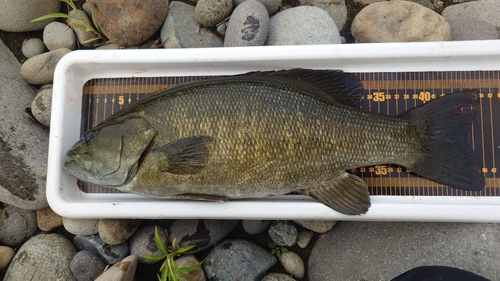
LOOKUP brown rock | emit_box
[0,246,15,270]
[87,0,169,46]
[36,206,63,232]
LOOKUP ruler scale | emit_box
[78,71,500,198]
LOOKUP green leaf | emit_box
[276,250,281,258]
[30,13,72,22]
[176,260,204,273]
[168,268,178,281]
[176,244,196,254]
[281,247,288,253]
[271,249,276,255]
[82,37,101,44]
[61,0,78,12]
[140,254,167,261]
[91,10,101,33]
[69,22,90,31]
[154,226,167,253]
[269,243,277,248]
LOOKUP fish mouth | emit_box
[64,151,85,172]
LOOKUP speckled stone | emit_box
[0,205,38,246]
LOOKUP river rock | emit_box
[160,1,223,48]
[43,22,76,51]
[298,0,347,31]
[293,220,337,233]
[279,251,304,279]
[442,0,500,36]
[170,219,239,253]
[268,220,298,247]
[73,234,129,265]
[94,255,137,281]
[36,206,63,232]
[242,220,271,235]
[129,224,168,264]
[87,0,169,46]
[0,205,37,246]
[204,239,277,281]
[0,0,60,32]
[0,246,15,270]
[63,217,99,235]
[351,1,451,43]
[98,219,141,245]
[355,0,434,8]
[262,273,297,281]
[224,0,269,46]
[296,230,313,248]
[70,250,107,281]
[265,6,341,45]
[0,40,49,210]
[4,234,77,281]
[447,19,499,41]
[176,255,206,281]
[21,38,46,59]
[196,0,233,27]
[68,9,101,48]
[31,86,52,127]
[233,0,282,14]
[20,48,71,85]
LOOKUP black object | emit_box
[391,266,491,281]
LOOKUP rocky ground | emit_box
[1,0,500,280]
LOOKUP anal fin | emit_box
[177,193,229,202]
[299,172,371,216]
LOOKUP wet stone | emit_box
[73,234,129,265]
[268,220,298,247]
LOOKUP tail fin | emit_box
[402,90,484,191]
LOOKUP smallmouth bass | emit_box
[64,69,484,215]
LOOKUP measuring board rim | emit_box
[48,41,500,220]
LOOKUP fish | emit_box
[64,69,485,215]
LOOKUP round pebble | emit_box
[268,220,298,247]
[0,246,15,270]
[63,217,99,235]
[233,0,282,15]
[224,0,270,47]
[279,251,305,279]
[293,220,337,233]
[242,220,271,235]
[31,87,52,127]
[21,38,45,59]
[43,21,75,51]
[98,219,141,245]
[36,206,63,232]
[176,255,206,281]
[68,9,100,48]
[129,224,168,264]
[296,230,314,249]
[298,0,347,31]
[94,255,137,281]
[20,48,71,85]
[70,250,106,281]
[0,205,37,246]
[195,0,233,27]
[261,272,297,281]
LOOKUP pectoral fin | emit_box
[300,172,371,215]
[154,136,214,174]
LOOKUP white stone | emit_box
[279,251,305,279]
[63,217,99,235]
[43,22,75,51]
[95,255,137,281]
[21,38,46,59]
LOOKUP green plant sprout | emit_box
[30,0,105,44]
[141,226,203,281]
[269,242,288,258]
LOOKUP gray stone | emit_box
[233,0,282,14]
[36,206,63,232]
[261,273,297,281]
[170,219,239,253]
[20,47,71,85]
[82,2,93,17]
[217,23,227,36]
[268,220,297,247]
[160,1,223,48]
[68,9,100,48]
[4,234,77,281]
[296,230,313,249]
[443,0,500,37]
[21,38,46,59]
[265,6,341,45]
[353,0,381,4]
[0,39,50,210]
[129,224,168,264]
[242,220,271,235]
[279,251,304,279]
[43,22,76,51]
[298,0,347,31]
[31,86,52,127]
[73,234,129,265]
[447,19,498,41]
[0,0,61,32]
[224,0,270,47]
[87,0,169,47]
[203,239,277,281]
[351,1,451,43]
[0,246,15,271]
[70,250,107,281]
[0,205,38,246]
[176,255,206,281]
[94,255,137,281]
[308,222,500,281]
[98,219,141,245]
[391,0,434,11]
[95,43,121,50]
[293,220,337,233]
[63,217,99,235]
[196,0,233,27]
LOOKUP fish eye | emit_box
[83,131,96,144]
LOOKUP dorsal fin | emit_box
[238,69,364,107]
